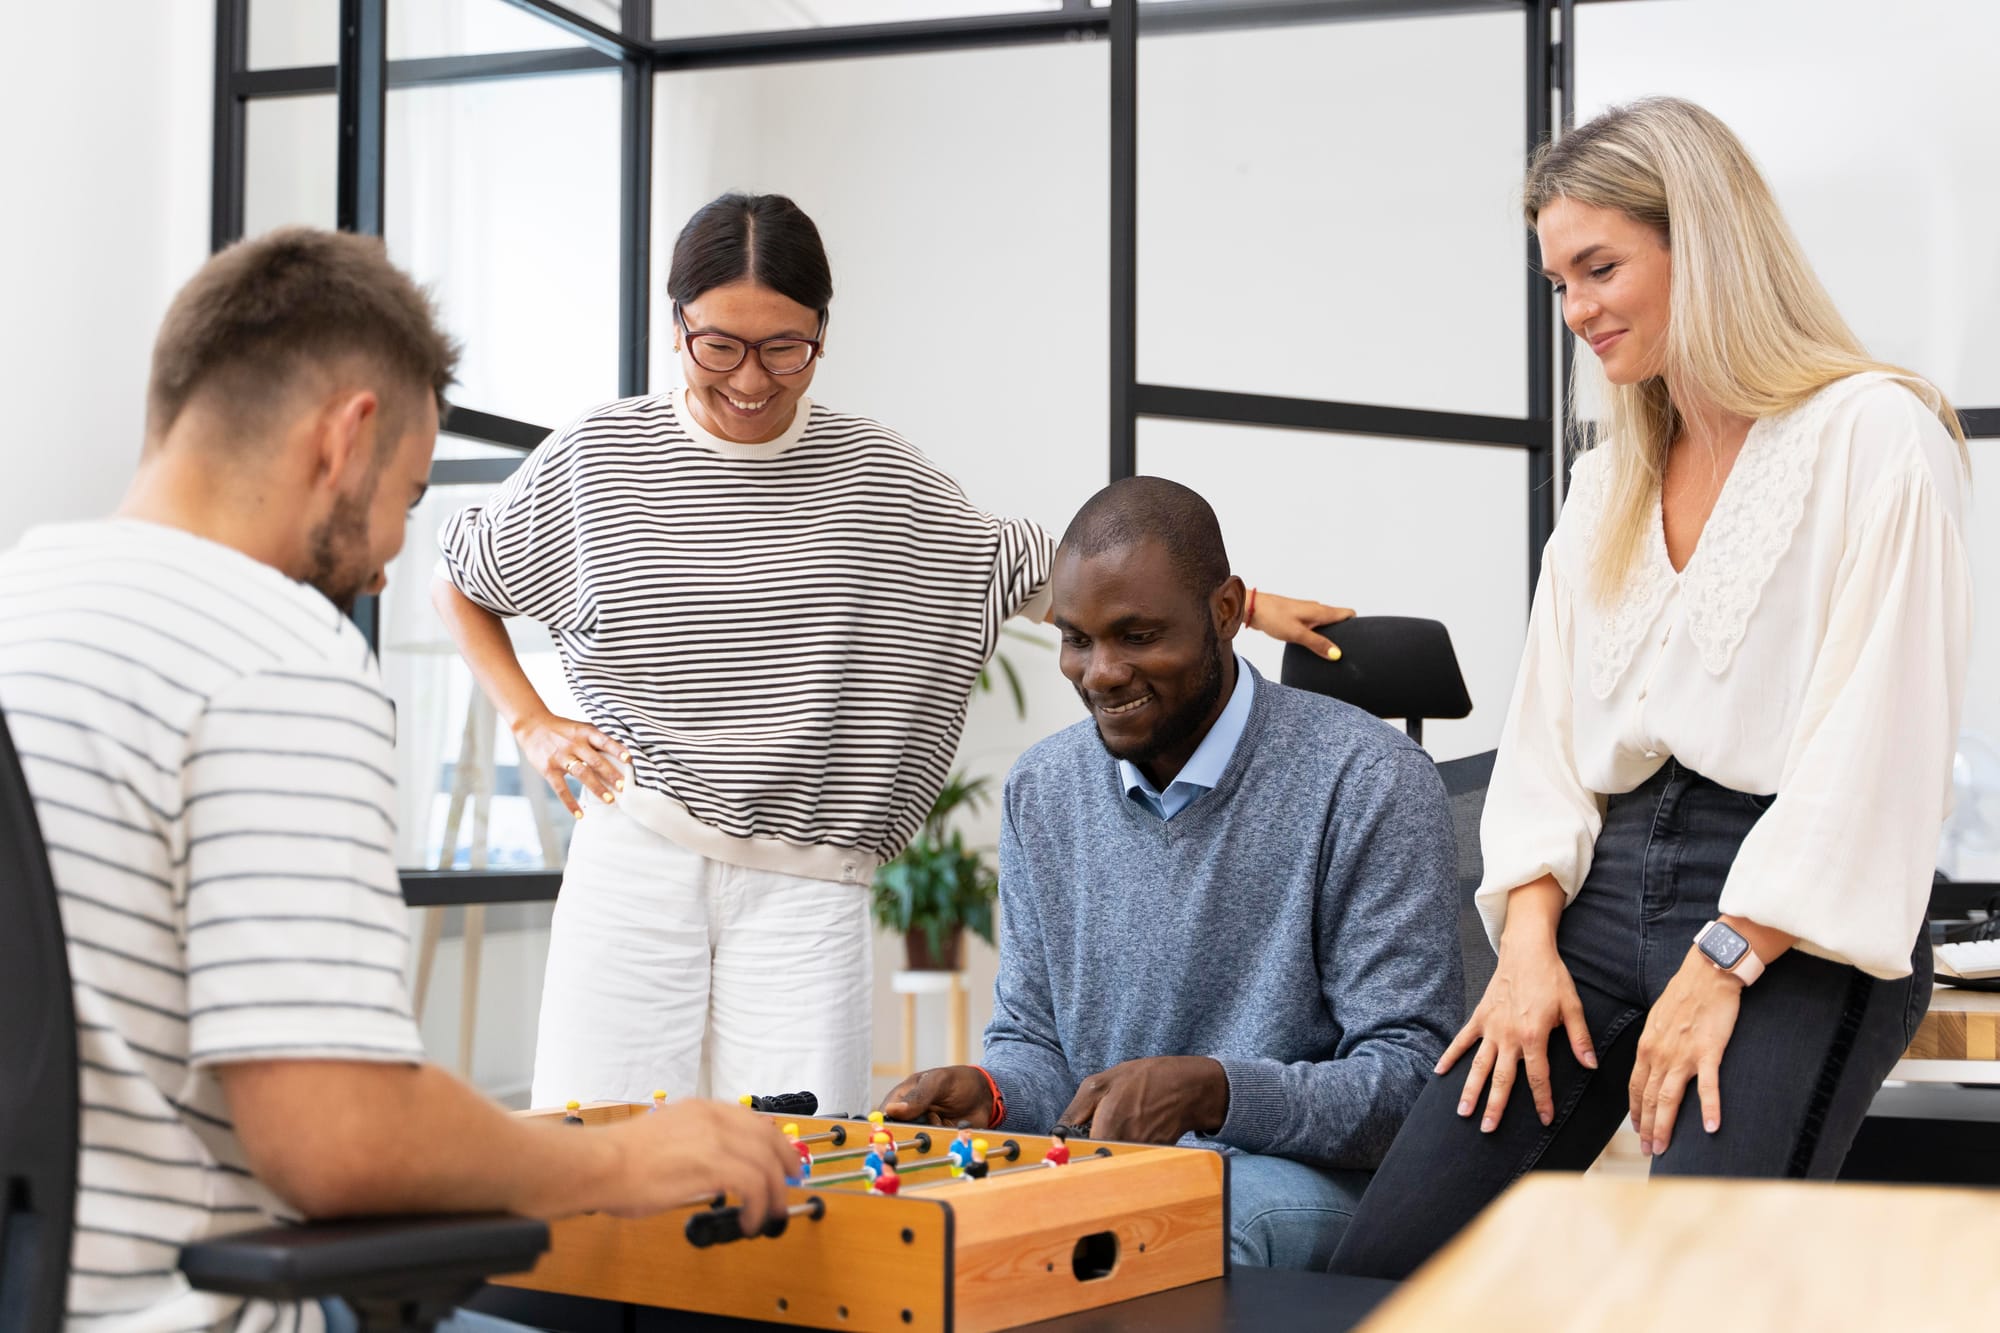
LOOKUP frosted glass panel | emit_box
[1138,10,1527,417]
[651,42,1107,536]
[249,0,337,68]
[387,72,621,428]
[655,1,1062,40]
[1575,0,2000,408]
[244,96,339,236]
[382,461,581,874]
[251,0,591,67]
[389,0,589,58]
[1138,419,1528,761]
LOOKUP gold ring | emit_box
[563,758,580,774]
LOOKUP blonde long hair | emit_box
[1524,97,1966,603]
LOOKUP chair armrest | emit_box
[179,1213,548,1304]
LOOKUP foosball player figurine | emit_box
[1043,1131,1071,1167]
[563,1100,585,1126]
[948,1123,975,1171]
[964,1138,990,1180]
[784,1122,813,1181]
[872,1162,901,1196]
[651,1089,667,1113]
[863,1131,893,1180]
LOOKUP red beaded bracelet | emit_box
[974,1065,1006,1129]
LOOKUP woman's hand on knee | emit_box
[1630,948,1743,1155]
[1437,936,1596,1132]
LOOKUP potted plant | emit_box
[871,772,998,972]
[871,630,1042,971]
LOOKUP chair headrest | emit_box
[1280,615,1472,723]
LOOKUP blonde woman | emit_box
[1332,98,1970,1278]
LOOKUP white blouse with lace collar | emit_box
[1476,372,1972,979]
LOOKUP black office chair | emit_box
[0,704,77,1331]
[1436,750,1499,1019]
[1280,616,1472,746]
[0,706,548,1333]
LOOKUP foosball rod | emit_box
[812,1131,933,1165]
[905,1146,1112,1192]
[812,1155,961,1188]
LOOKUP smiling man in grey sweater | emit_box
[882,477,1462,1270]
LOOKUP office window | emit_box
[249,0,338,69]
[244,96,339,235]
[380,447,580,875]
[1575,0,2000,408]
[654,1,1065,41]
[1138,418,1528,761]
[1137,9,1529,417]
[389,0,591,59]
[651,40,1108,533]
[386,71,622,427]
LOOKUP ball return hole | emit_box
[1070,1231,1118,1281]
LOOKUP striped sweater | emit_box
[438,390,1053,883]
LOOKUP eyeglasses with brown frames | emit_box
[672,303,826,376]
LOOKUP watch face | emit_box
[1701,924,1751,969]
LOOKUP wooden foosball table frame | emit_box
[495,1102,1228,1333]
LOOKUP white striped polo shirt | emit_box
[0,518,426,1332]
[438,391,1054,883]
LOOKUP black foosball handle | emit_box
[744,1091,820,1115]
[685,1196,826,1249]
[1052,1122,1092,1141]
[685,1206,787,1248]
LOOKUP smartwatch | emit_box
[1694,920,1764,986]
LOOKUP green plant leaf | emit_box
[995,651,1026,720]
[871,767,1002,943]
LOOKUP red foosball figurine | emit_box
[1043,1131,1071,1167]
[872,1163,901,1196]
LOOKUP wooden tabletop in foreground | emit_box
[1908,982,2000,1060]
[1356,1174,2000,1331]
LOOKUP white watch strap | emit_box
[1697,921,1764,985]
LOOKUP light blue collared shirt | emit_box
[1118,655,1255,821]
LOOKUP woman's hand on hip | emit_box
[1630,947,1743,1156]
[1437,931,1598,1132]
[512,710,629,819]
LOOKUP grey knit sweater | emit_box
[982,665,1462,1169]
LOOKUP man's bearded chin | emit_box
[1082,623,1225,766]
[304,490,374,615]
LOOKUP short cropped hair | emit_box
[1058,476,1231,603]
[146,227,460,447]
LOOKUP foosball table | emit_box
[495,1096,1228,1332]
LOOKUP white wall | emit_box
[0,0,215,547]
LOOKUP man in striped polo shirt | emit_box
[0,228,792,1332]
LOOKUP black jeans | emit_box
[1330,759,1932,1280]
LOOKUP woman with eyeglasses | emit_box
[432,192,1349,1113]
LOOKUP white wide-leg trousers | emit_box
[529,803,873,1114]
